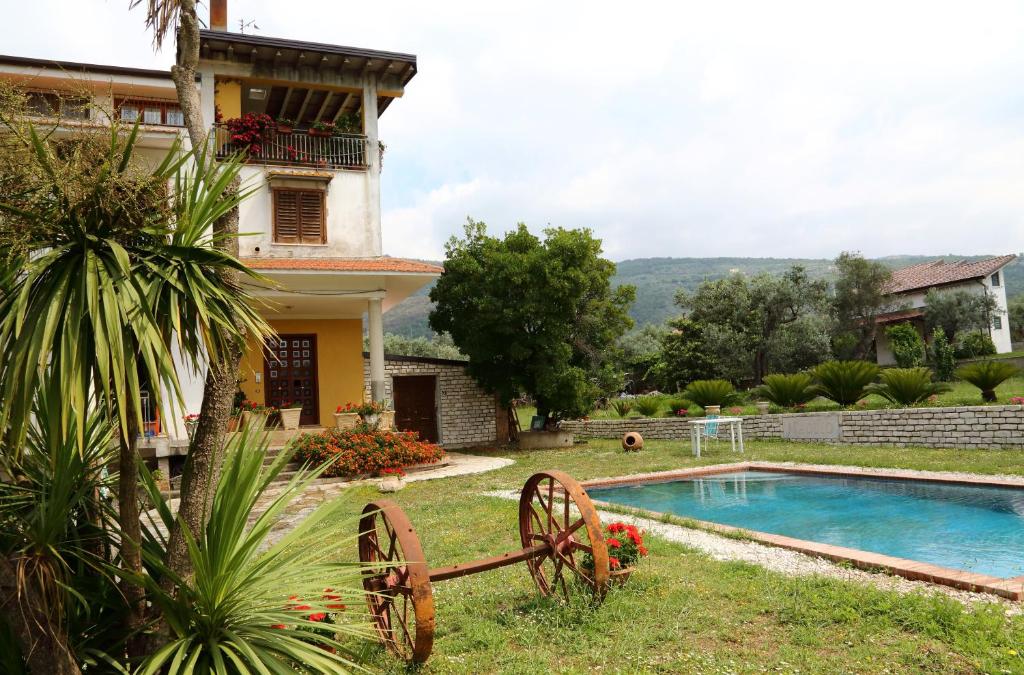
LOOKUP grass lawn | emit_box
[516,376,1024,422]
[337,439,1024,673]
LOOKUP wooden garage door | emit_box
[393,375,438,443]
[264,334,319,426]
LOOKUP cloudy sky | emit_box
[3,0,1024,261]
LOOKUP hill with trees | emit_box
[384,254,1023,339]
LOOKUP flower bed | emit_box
[292,428,445,478]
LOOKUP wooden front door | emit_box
[264,334,319,426]
[393,375,439,443]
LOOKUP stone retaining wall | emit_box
[363,354,498,448]
[561,405,1024,449]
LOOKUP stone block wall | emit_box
[561,405,1024,450]
[363,354,498,448]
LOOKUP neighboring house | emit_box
[0,0,442,451]
[874,255,1016,365]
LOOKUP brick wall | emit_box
[560,405,1024,450]
[363,355,498,448]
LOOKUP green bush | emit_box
[610,399,633,417]
[665,396,691,415]
[810,360,880,406]
[954,330,997,359]
[954,360,1021,402]
[885,322,925,368]
[682,379,738,408]
[930,327,957,381]
[752,373,816,407]
[865,367,950,405]
[634,396,662,417]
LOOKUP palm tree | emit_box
[0,111,269,667]
[130,0,255,588]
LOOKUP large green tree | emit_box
[1009,295,1024,342]
[429,220,635,424]
[830,251,894,360]
[674,266,829,384]
[923,288,998,344]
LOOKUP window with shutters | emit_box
[273,188,326,244]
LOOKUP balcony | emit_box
[211,124,368,170]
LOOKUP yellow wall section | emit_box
[215,79,242,120]
[239,319,365,426]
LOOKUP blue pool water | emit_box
[588,471,1024,578]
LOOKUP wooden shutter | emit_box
[298,190,325,244]
[273,189,324,244]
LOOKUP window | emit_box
[165,108,184,126]
[994,316,1003,330]
[991,271,1001,287]
[26,91,89,120]
[114,98,184,126]
[120,105,139,123]
[273,189,325,244]
[143,107,162,124]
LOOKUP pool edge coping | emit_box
[580,462,1024,602]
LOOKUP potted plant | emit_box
[582,522,649,585]
[335,112,361,134]
[276,117,296,134]
[278,401,303,430]
[309,120,336,137]
[378,467,406,493]
[353,399,386,428]
[183,413,200,440]
[239,400,275,432]
[223,112,276,155]
[334,402,361,430]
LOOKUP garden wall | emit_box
[561,405,1024,450]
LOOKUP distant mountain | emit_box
[383,254,1024,338]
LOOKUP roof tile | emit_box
[241,256,442,274]
[883,255,1016,295]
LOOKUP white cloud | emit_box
[7,0,1024,260]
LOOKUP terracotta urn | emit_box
[621,432,644,452]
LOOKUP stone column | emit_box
[362,76,382,256]
[368,298,386,403]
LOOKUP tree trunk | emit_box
[0,556,81,675]
[170,0,205,155]
[117,406,146,656]
[752,349,768,385]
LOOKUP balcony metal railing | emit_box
[211,124,368,170]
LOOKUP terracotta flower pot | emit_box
[277,126,293,134]
[227,415,240,432]
[309,129,331,137]
[610,566,635,586]
[704,405,721,416]
[621,431,644,452]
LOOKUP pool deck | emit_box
[581,462,1024,601]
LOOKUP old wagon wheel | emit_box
[518,470,610,601]
[358,500,435,663]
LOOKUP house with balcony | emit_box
[0,0,442,451]
[874,255,1017,365]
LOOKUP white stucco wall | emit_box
[235,166,381,259]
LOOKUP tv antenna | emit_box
[238,18,259,34]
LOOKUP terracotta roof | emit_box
[241,256,442,274]
[882,255,1016,295]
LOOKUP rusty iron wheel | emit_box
[358,500,435,663]
[518,470,610,601]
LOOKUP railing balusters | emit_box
[211,124,368,170]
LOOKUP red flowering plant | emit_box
[223,112,276,156]
[1012,396,1024,406]
[239,399,276,415]
[581,521,649,573]
[292,427,445,479]
[674,408,689,417]
[271,589,352,646]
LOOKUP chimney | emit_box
[210,0,227,31]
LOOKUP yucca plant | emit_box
[633,396,661,417]
[954,360,1021,402]
[137,427,373,674]
[752,373,815,408]
[610,399,633,418]
[809,360,880,406]
[682,379,738,409]
[865,367,950,405]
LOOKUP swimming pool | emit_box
[584,463,1024,599]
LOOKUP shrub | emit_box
[885,322,925,368]
[610,399,633,417]
[954,330,997,359]
[954,360,1021,402]
[634,396,661,417]
[682,379,738,408]
[865,367,950,405]
[752,373,816,407]
[930,327,957,381]
[581,522,649,572]
[292,428,445,478]
[809,360,880,406]
[665,396,690,416]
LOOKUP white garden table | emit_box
[688,416,744,458]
